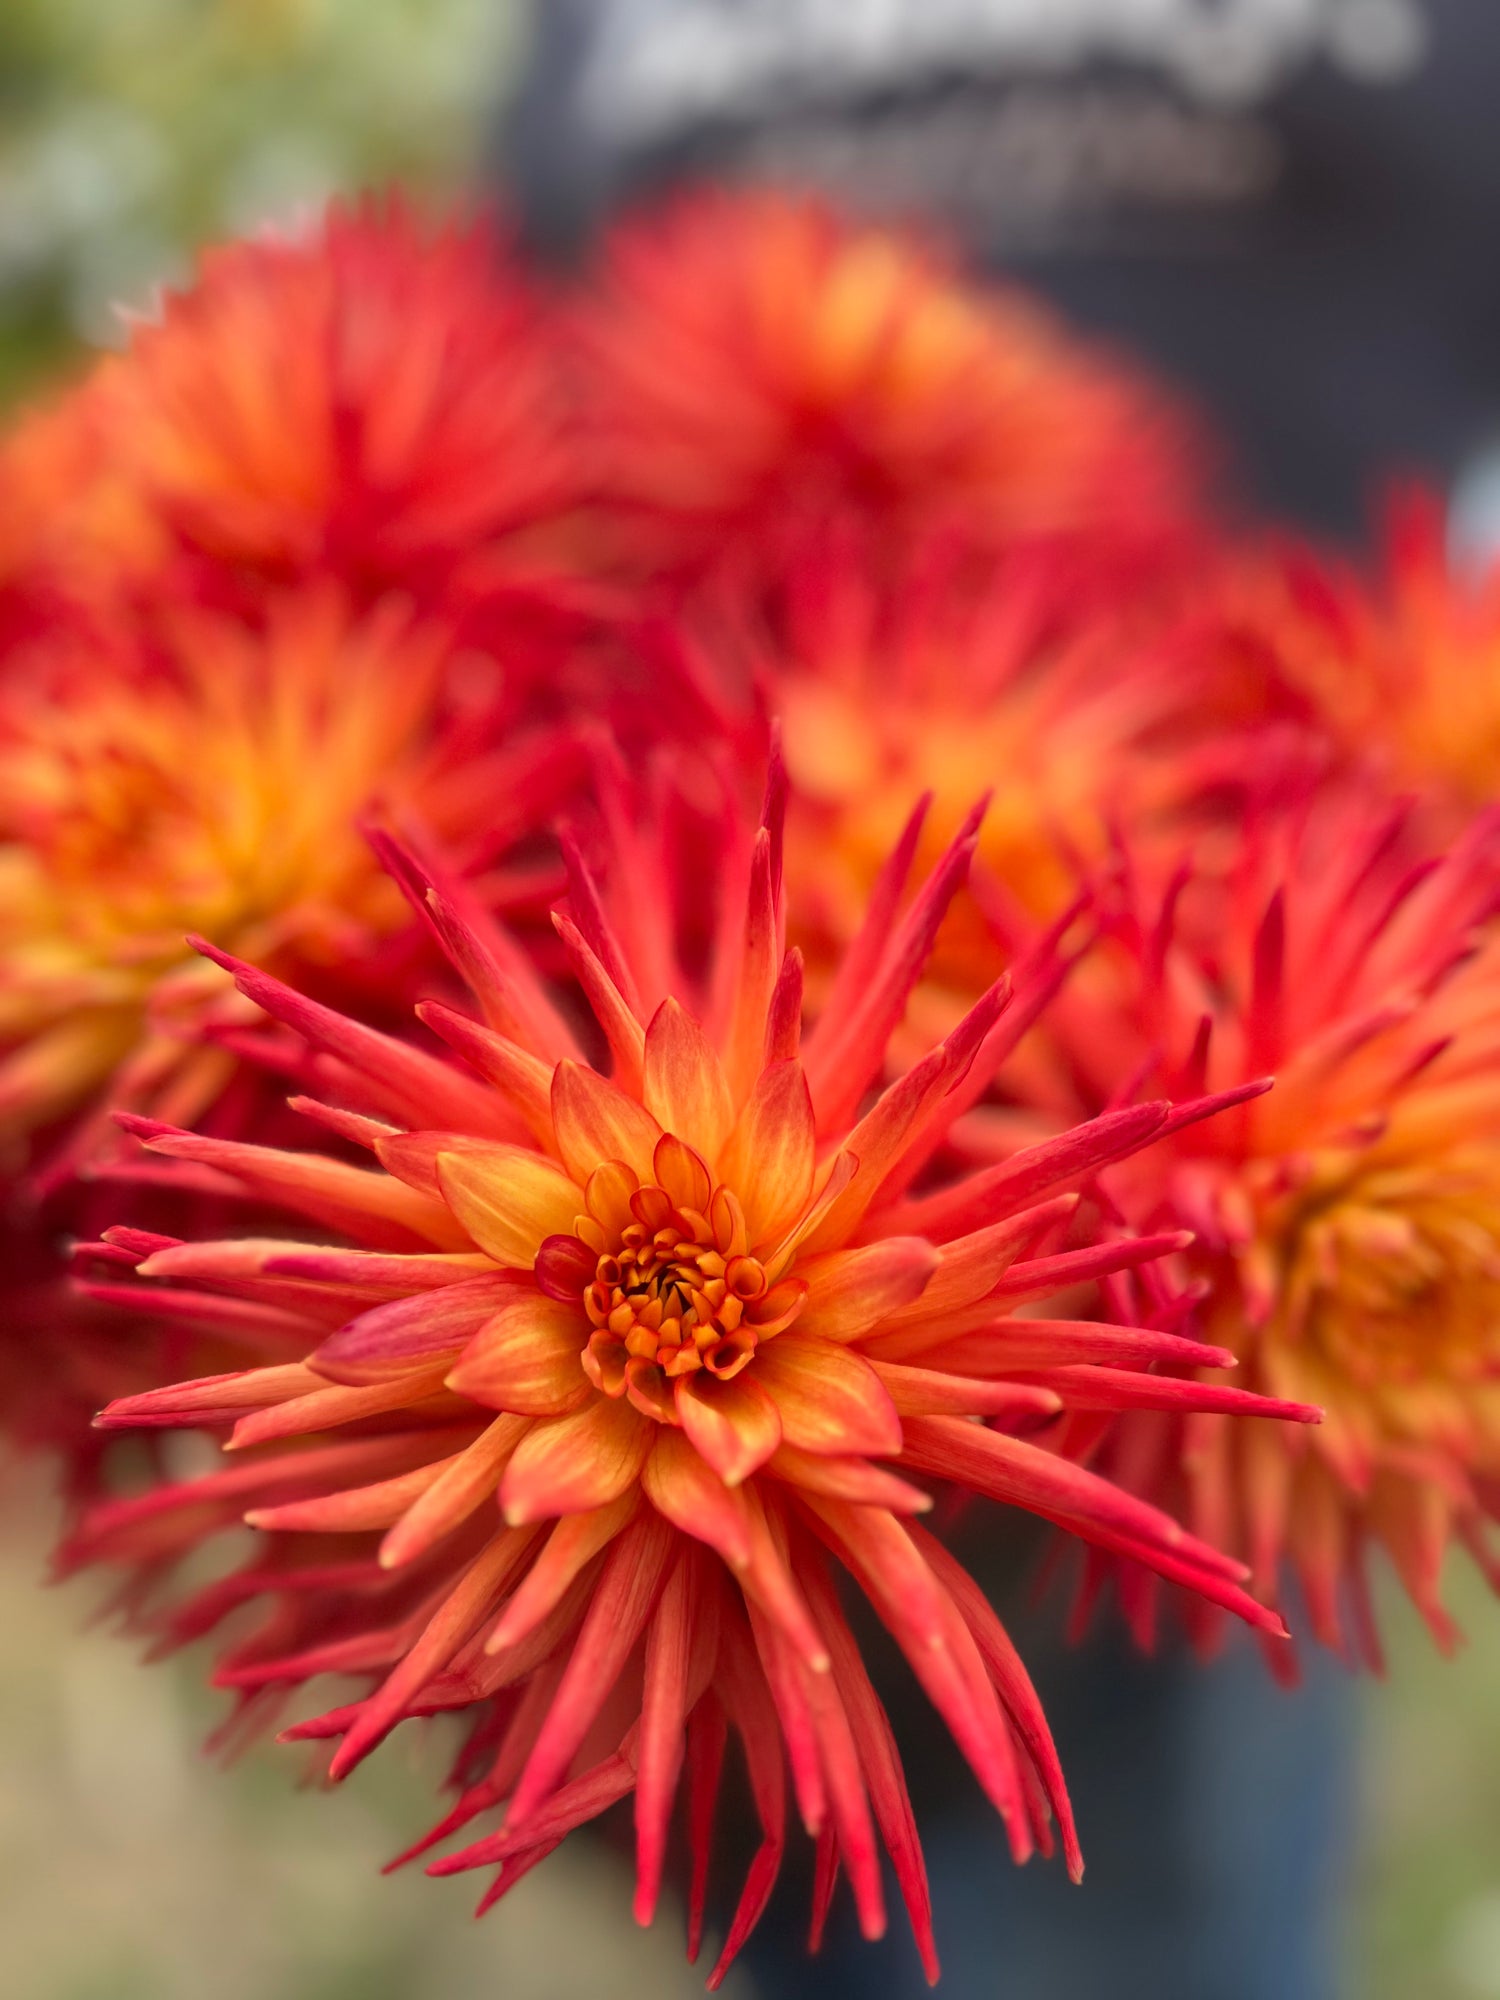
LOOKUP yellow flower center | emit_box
[1280,1166,1500,1391]
[536,1141,806,1426]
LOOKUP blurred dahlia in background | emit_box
[1036,789,1500,1667]
[571,189,1211,601]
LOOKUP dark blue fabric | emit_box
[739,1624,1356,2000]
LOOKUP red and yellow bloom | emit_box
[67,767,1313,1976]
[91,195,576,615]
[0,587,575,1177]
[1048,790,1500,1663]
[576,187,1207,589]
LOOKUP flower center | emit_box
[1269,1163,1500,1393]
[535,1138,806,1425]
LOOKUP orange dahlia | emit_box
[1158,492,1500,829]
[761,539,1225,981]
[1048,791,1500,1665]
[66,765,1313,1978]
[61,195,575,619]
[0,379,169,656]
[575,187,1207,588]
[0,585,576,1180]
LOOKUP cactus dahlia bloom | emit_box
[78,196,574,615]
[0,587,575,1178]
[0,381,169,655]
[576,187,1205,585]
[67,768,1313,1981]
[1051,794,1500,1665]
[759,546,1218,983]
[1163,492,1500,829]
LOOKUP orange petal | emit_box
[676,1372,783,1485]
[483,1490,642,1653]
[643,1427,753,1567]
[643,998,734,1162]
[435,1147,582,1267]
[717,1060,815,1248]
[499,1395,652,1524]
[551,1060,663,1186]
[794,1238,938,1343]
[766,1443,933,1514]
[642,1433,827,1672]
[377,1130,517,1200]
[379,1414,531,1568]
[753,1336,903,1458]
[447,1296,590,1416]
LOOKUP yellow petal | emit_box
[551,1060,663,1186]
[643,998,734,1163]
[500,1396,652,1524]
[436,1146,583,1267]
[717,1059,815,1248]
[447,1296,590,1416]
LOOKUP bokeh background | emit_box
[0,5,1496,1996]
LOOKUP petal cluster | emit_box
[0,587,574,1173]
[1046,793,1500,1661]
[67,776,1311,1975]
[575,188,1206,587]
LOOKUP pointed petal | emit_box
[643,1433,827,1671]
[716,1060,815,1248]
[379,1415,531,1568]
[677,1373,783,1486]
[754,1336,903,1457]
[643,999,734,1161]
[878,1101,1171,1241]
[118,1119,465,1248]
[551,1061,663,1186]
[870,1361,1062,1423]
[447,1295,590,1416]
[415,1002,557,1148]
[188,939,511,1136]
[435,1147,583,1268]
[483,1491,641,1654]
[311,1276,526,1385]
[327,1530,538,1780]
[552,911,647,1093]
[767,1444,933,1514]
[1015,1366,1320,1423]
[915,1526,1083,1883]
[794,1238,939,1342]
[500,1396,652,1524]
[246,1452,461,1534]
[634,1551,718,1926]
[505,1511,676,1833]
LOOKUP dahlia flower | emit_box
[575,187,1206,587]
[1049,792,1500,1665]
[0,585,575,1178]
[1162,492,1500,828]
[0,380,168,656]
[67,764,1313,1979]
[47,195,576,619]
[761,539,1219,978]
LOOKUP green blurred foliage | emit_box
[0,0,522,406]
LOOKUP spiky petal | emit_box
[1044,788,1500,1664]
[71,773,1312,1974]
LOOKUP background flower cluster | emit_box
[1,186,1498,1985]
